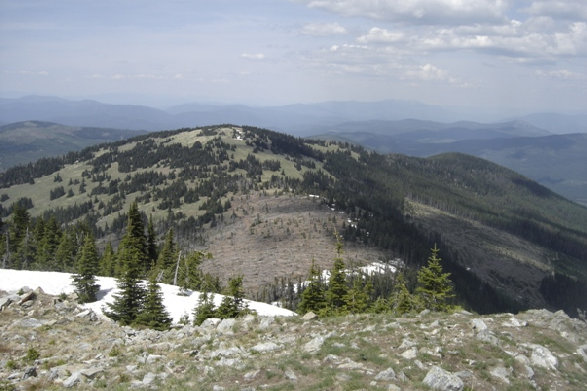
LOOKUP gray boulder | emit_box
[63,371,83,388]
[423,366,464,391]
[375,367,396,381]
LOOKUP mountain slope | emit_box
[0,121,145,171]
[0,125,586,315]
[312,125,587,205]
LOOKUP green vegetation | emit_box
[296,239,456,317]
[1,124,586,316]
[71,234,100,303]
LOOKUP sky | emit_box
[1,0,586,112]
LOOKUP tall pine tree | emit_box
[105,202,148,325]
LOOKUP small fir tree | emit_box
[72,234,100,303]
[389,272,420,314]
[155,229,177,283]
[177,251,210,294]
[416,244,455,312]
[135,277,171,330]
[193,291,217,326]
[146,215,158,269]
[105,244,145,325]
[344,277,372,314]
[99,242,115,277]
[216,276,247,318]
[297,260,326,314]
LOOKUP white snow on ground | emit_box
[0,269,296,323]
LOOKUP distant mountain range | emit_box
[2,95,586,135]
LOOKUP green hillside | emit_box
[0,121,145,172]
[1,125,586,315]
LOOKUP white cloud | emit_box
[524,0,587,21]
[536,69,584,80]
[404,63,457,83]
[417,21,587,59]
[301,22,347,36]
[241,53,266,60]
[301,0,508,25]
[17,70,49,76]
[357,27,405,43]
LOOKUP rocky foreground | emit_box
[1,288,586,391]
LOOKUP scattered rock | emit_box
[471,318,487,332]
[217,318,236,334]
[251,341,281,354]
[375,367,396,381]
[200,318,222,329]
[401,347,418,359]
[143,372,157,385]
[244,369,260,381]
[17,317,44,328]
[258,317,274,330]
[490,365,511,384]
[476,329,499,346]
[81,366,104,380]
[577,344,587,362]
[303,335,325,353]
[284,368,297,381]
[337,357,366,371]
[302,311,317,320]
[0,294,20,311]
[18,291,36,305]
[423,366,464,391]
[528,344,558,370]
[63,371,83,388]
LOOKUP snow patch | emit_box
[0,269,296,323]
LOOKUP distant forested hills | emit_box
[1,125,586,316]
[311,120,587,206]
[0,121,145,171]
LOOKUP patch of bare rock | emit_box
[1,288,586,390]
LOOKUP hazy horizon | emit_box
[1,1,586,113]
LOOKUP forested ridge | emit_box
[1,125,586,316]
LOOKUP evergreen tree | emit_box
[55,231,76,272]
[193,291,217,326]
[297,260,326,314]
[177,251,210,293]
[155,229,177,282]
[126,201,149,273]
[416,244,455,312]
[72,235,100,303]
[8,203,30,254]
[135,277,171,330]
[99,242,115,277]
[389,272,420,314]
[36,216,61,270]
[325,235,349,314]
[326,257,348,314]
[216,276,247,318]
[146,215,158,269]
[105,202,148,325]
[344,277,372,314]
